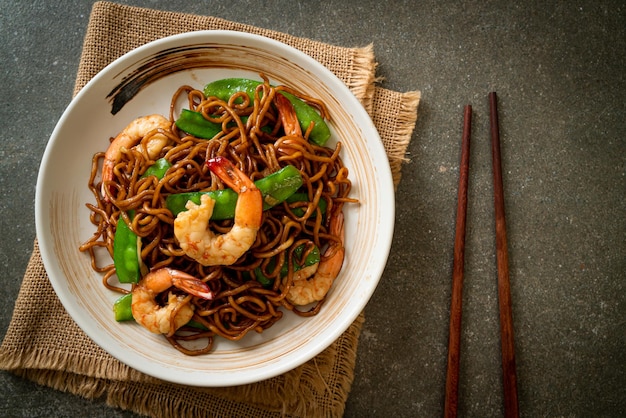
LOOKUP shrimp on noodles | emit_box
[287,210,345,306]
[101,114,171,200]
[174,156,263,266]
[131,267,213,336]
[275,93,303,137]
[275,93,347,305]
[80,77,356,355]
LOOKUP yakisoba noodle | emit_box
[79,75,356,355]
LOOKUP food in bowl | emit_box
[79,74,357,355]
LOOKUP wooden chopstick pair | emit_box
[444,92,519,418]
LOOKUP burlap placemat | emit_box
[0,2,420,417]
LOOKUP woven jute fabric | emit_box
[0,2,420,417]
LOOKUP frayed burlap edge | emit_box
[391,90,421,184]
[347,44,378,114]
[8,311,365,418]
[371,89,421,186]
[0,237,366,416]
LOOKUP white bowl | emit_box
[36,30,394,387]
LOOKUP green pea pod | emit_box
[113,293,133,321]
[253,268,274,288]
[176,109,273,140]
[203,78,331,146]
[283,243,320,275]
[175,109,222,139]
[186,319,209,331]
[204,78,258,103]
[113,211,140,284]
[140,157,172,179]
[114,156,174,285]
[167,189,237,220]
[279,90,331,146]
[285,192,328,218]
[166,165,303,219]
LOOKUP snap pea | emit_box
[175,109,273,140]
[140,157,172,179]
[279,90,331,146]
[167,189,237,220]
[185,319,209,331]
[113,293,133,321]
[114,158,171,285]
[203,78,331,146]
[282,244,321,276]
[113,211,140,284]
[165,164,303,219]
[175,109,222,139]
[285,192,327,218]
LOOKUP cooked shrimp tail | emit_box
[131,267,212,336]
[275,93,302,137]
[171,274,214,300]
[101,114,171,201]
[174,157,263,266]
[287,210,345,306]
[206,156,255,195]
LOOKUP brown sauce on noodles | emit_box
[79,75,356,355]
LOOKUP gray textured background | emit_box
[1,1,624,417]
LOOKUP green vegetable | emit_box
[175,109,273,140]
[114,159,171,285]
[113,293,133,321]
[279,90,331,146]
[166,165,303,219]
[186,319,209,331]
[253,269,274,288]
[113,211,140,284]
[203,78,331,146]
[253,244,321,288]
[283,244,320,275]
[141,157,172,179]
[285,192,327,218]
[175,109,222,139]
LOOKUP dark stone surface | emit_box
[1,1,624,416]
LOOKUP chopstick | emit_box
[489,92,519,418]
[444,104,472,418]
[444,95,519,417]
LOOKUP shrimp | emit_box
[287,210,345,306]
[275,93,346,305]
[174,156,263,266]
[131,267,213,336]
[101,114,171,200]
[275,93,302,137]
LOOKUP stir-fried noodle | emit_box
[79,76,356,355]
